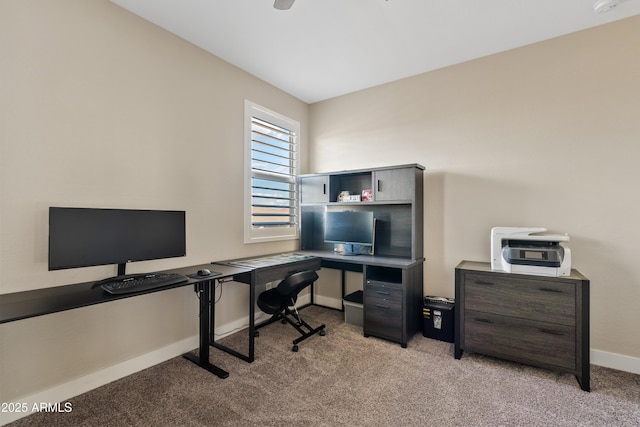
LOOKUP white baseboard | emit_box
[2,300,323,425]
[213,309,270,339]
[312,295,342,310]
[2,307,283,426]
[0,336,198,426]
[591,349,640,375]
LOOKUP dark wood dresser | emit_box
[454,260,590,391]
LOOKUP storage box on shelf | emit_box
[343,290,364,327]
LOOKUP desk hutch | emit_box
[299,164,425,347]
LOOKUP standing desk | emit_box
[0,263,250,379]
[1,251,421,380]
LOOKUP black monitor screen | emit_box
[324,211,374,246]
[48,207,186,271]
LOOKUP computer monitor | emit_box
[324,210,375,255]
[48,207,186,276]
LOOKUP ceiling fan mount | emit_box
[593,0,630,13]
[274,0,295,10]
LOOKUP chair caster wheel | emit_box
[281,319,287,324]
[320,329,326,336]
[254,331,260,337]
[292,345,299,352]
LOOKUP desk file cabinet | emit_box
[363,264,423,348]
[454,261,590,391]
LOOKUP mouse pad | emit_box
[187,271,222,279]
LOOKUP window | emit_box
[244,101,299,243]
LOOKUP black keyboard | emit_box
[95,273,189,295]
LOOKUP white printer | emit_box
[491,227,571,277]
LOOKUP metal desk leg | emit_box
[183,280,229,378]
[248,270,256,362]
[341,269,346,310]
[210,273,256,363]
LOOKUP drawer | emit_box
[464,272,576,326]
[365,297,402,315]
[365,281,402,317]
[365,280,403,304]
[254,258,321,285]
[364,300,402,340]
[464,310,576,370]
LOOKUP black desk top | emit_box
[0,263,250,324]
[1,251,423,325]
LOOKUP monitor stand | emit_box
[338,244,362,256]
[117,262,127,276]
[339,252,361,256]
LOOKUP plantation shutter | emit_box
[250,117,297,230]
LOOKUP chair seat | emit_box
[254,270,325,352]
[257,287,292,313]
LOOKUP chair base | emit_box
[255,306,326,352]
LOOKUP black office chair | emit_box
[254,270,326,352]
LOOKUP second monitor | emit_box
[324,210,375,256]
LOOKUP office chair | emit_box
[255,270,326,352]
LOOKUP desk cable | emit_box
[193,277,269,338]
[213,311,269,339]
[193,279,223,304]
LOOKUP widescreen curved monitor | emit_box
[49,207,186,275]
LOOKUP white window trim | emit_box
[244,100,300,244]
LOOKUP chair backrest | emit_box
[276,270,318,301]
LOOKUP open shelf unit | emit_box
[299,164,423,260]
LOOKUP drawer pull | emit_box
[539,328,564,336]
[539,287,562,293]
[474,280,495,286]
[375,304,391,309]
[375,291,391,295]
[474,318,493,324]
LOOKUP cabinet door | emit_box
[300,175,329,203]
[373,167,415,201]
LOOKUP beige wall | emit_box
[2,0,639,412]
[0,0,308,404]
[309,16,640,359]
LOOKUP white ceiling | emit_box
[110,0,640,104]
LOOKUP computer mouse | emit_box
[197,269,211,276]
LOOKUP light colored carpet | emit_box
[10,306,640,426]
